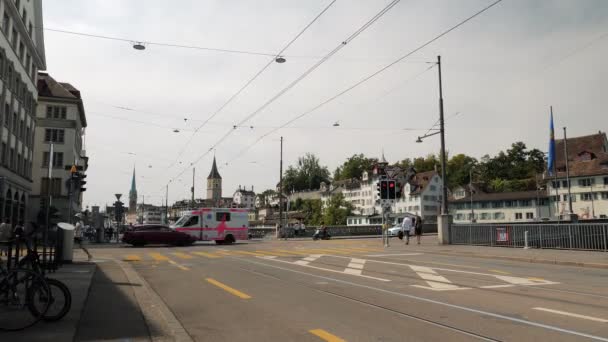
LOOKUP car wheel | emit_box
[215,240,225,245]
[224,234,235,245]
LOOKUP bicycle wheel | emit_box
[0,268,50,331]
[29,278,71,322]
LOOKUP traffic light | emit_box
[395,182,402,199]
[376,180,382,199]
[388,180,396,199]
[114,201,125,222]
[380,180,388,199]
[75,172,87,192]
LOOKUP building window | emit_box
[493,212,505,220]
[22,9,26,23]
[18,42,24,61]
[46,106,68,119]
[480,213,489,220]
[0,143,6,165]
[456,214,464,220]
[42,152,64,168]
[492,201,503,208]
[19,119,23,138]
[16,154,21,174]
[601,192,608,200]
[505,200,516,207]
[561,180,569,188]
[581,193,598,201]
[16,0,21,10]
[9,148,14,170]
[2,12,9,33]
[538,198,547,205]
[44,129,65,143]
[604,177,608,185]
[11,28,17,48]
[11,112,16,132]
[579,178,594,187]
[520,200,531,207]
[28,23,32,37]
[552,181,560,189]
[430,185,436,191]
[563,194,576,202]
[515,213,523,220]
[526,212,534,219]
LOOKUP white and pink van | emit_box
[172,208,249,244]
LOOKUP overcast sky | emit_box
[42,0,608,208]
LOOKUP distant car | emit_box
[387,225,402,237]
[122,225,196,247]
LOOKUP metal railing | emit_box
[450,223,608,251]
[248,225,383,239]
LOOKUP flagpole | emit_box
[551,106,560,222]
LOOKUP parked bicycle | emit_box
[0,242,51,331]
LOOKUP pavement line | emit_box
[168,260,190,271]
[309,329,346,342]
[205,278,252,299]
[254,250,292,257]
[231,250,267,257]
[533,307,608,323]
[480,284,516,289]
[274,249,312,255]
[257,256,390,282]
[410,265,467,291]
[172,252,194,259]
[366,253,422,257]
[123,254,141,262]
[191,251,221,259]
[149,252,170,261]
[242,258,608,342]
[489,269,510,275]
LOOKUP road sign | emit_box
[70,165,77,173]
[115,193,122,201]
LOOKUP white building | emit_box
[233,185,255,209]
[548,131,608,219]
[29,73,87,223]
[449,189,551,224]
[0,0,45,224]
[137,204,164,224]
[328,156,444,226]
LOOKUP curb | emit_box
[416,250,608,269]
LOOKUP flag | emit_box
[547,111,556,176]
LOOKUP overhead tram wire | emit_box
[170,0,403,182]
[167,0,339,169]
[222,0,504,167]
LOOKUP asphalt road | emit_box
[89,238,608,342]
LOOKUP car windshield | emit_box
[173,215,191,227]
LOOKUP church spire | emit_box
[207,156,221,179]
[130,168,137,193]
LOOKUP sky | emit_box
[41,0,608,208]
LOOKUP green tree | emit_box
[256,189,276,208]
[283,153,330,192]
[412,154,439,172]
[446,154,478,189]
[334,154,378,181]
[301,199,323,225]
[322,193,353,225]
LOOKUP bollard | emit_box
[524,230,530,249]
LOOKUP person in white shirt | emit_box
[401,216,413,245]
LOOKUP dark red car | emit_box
[122,225,196,247]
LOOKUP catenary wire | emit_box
[167,0,339,168]
[170,0,403,183]
[222,0,503,167]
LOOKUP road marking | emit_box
[489,269,510,275]
[495,275,557,286]
[243,258,608,342]
[257,256,390,282]
[149,253,169,261]
[344,258,366,275]
[366,253,422,257]
[254,250,292,257]
[409,265,469,291]
[231,251,267,257]
[309,329,346,342]
[123,255,141,262]
[275,249,312,255]
[172,252,194,259]
[205,278,251,299]
[191,251,221,259]
[533,307,608,323]
[295,254,323,266]
[480,284,515,289]
[168,260,190,271]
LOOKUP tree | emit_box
[322,193,353,225]
[334,154,378,181]
[446,154,478,189]
[412,154,439,172]
[301,199,323,225]
[256,189,276,208]
[282,153,330,192]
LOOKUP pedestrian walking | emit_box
[415,215,423,244]
[74,219,83,247]
[401,215,413,245]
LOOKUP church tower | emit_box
[207,156,222,204]
[128,168,137,214]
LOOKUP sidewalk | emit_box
[3,249,95,342]
[389,235,608,269]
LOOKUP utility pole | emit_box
[437,55,448,216]
[279,137,284,238]
[551,106,560,221]
[141,195,145,224]
[563,127,574,216]
[165,183,169,224]
[470,168,474,223]
[191,168,195,206]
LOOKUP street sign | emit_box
[70,165,77,173]
[115,193,122,201]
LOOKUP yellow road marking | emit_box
[168,260,190,271]
[149,253,169,261]
[231,251,267,257]
[123,255,141,262]
[528,277,546,282]
[215,250,233,255]
[173,252,194,259]
[309,329,346,342]
[192,251,221,259]
[206,278,251,299]
[490,269,510,275]
[254,250,292,257]
[273,249,312,255]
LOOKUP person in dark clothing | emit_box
[414,215,423,244]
